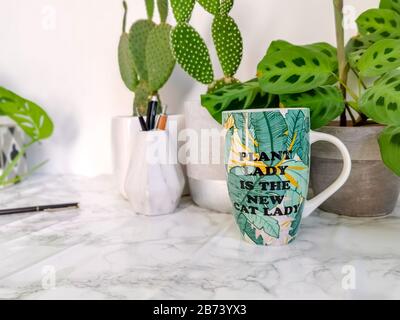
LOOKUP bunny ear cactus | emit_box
[118,0,176,116]
[171,0,243,93]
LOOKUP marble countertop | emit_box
[0,175,399,300]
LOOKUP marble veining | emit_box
[0,175,399,299]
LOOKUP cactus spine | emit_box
[170,0,243,92]
[118,0,176,115]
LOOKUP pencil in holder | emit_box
[125,131,185,216]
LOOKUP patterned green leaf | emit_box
[171,22,214,84]
[282,159,309,194]
[249,111,288,165]
[236,214,264,245]
[129,20,156,80]
[346,36,374,70]
[380,0,400,15]
[118,33,139,91]
[212,15,243,77]
[157,0,168,22]
[0,87,53,141]
[145,0,155,19]
[284,109,310,166]
[197,0,220,14]
[171,0,195,22]
[220,0,234,15]
[257,46,332,94]
[201,79,277,123]
[146,24,176,92]
[304,42,338,84]
[356,8,400,42]
[280,85,345,130]
[357,39,400,77]
[288,195,304,237]
[378,125,400,176]
[359,69,400,125]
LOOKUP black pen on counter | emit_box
[0,203,79,216]
[138,115,147,131]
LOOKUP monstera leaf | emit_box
[257,45,333,94]
[378,125,400,176]
[0,87,53,141]
[357,39,400,77]
[280,85,345,130]
[356,8,400,42]
[201,79,277,123]
[359,69,400,125]
[284,109,310,166]
[380,0,400,15]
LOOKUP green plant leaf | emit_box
[378,125,400,176]
[380,0,400,15]
[236,214,264,245]
[359,69,400,125]
[201,79,277,123]
[129,19,156,81]
[171,22,214,84]
[220,0,234,15]
[171,0,195,22]
[146,24,176,92]
[304,42,338,83]
[257,46,332,94]
[346,36,374,70]
[356,8,400,42]
[145,0,155,19]
[212,15,242,77]
[197,0,220,15]
[157,0,168,22]
[118,33,139,91]
[0,88,53,141]
[285,109,310,166]
[357,39,400,77]
[280,85,345,130]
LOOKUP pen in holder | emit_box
[125,130,185,216]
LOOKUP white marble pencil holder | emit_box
[125,130,185,216]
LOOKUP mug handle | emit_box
[303,131,352,218]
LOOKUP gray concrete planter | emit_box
[311,125,400,217]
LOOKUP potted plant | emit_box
[0,87,53,188]
[113,0,185,198]
[202,0,400,217]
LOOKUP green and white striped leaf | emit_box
[356,8,400,41]
[357,39,400,77]
[146,24,176,92]
[359,69,400,125]
[129,19,156,80]
[0,87,53,141]
[197,0,220,15]
[380,0,400,15]
[212,15,243,77]
[257,46,332,94]
[171,22,214,84]
[171,0,195,22]
[280,85,345,130]
[378,125,400,176]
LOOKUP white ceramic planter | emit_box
[125,131,185,215]
[111,115,186,199]
[0,117,28,187]
[183,102,232,213]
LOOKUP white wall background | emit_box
[0,0,379,176]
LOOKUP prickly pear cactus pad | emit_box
[145,0,155,19]
[171,0,195,22]
[157,0,169,23]
[171,23,214,84]
[197,0,220,15]
[146,24,176,92]
[134,81,151,115]
[212,15,243,77]
[220,0,234,15]
[129,20,156,81]
[118,33,139,92]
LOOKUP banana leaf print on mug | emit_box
[223,108,351,246]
